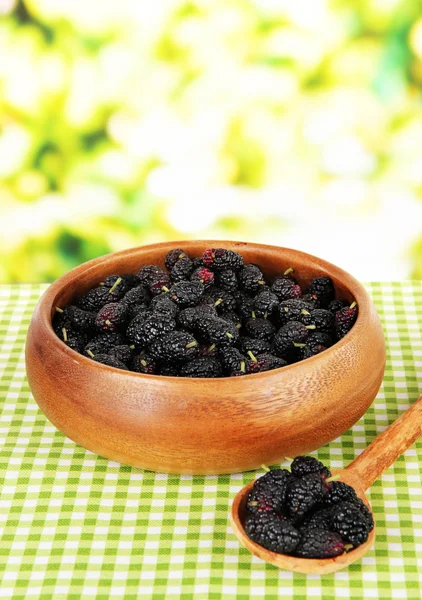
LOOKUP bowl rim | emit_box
[31,239,371,382]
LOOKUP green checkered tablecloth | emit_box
[1,283,422,599]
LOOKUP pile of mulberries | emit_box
[52,247,358,377]
[244,456,374,558]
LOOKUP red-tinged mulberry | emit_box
[335,302,358,339]
[271,277,302,301]
[95,302,129,332]
[137,265,167,286]
[190,267,215,288]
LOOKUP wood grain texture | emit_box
[230,396,422,574]
[25,240,386,474]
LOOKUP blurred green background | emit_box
[1,0,422,283]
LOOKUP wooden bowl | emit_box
[25,240,386,474]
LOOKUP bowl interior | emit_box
[50,241,357,323]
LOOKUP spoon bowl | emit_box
[230,471,375,574]
[230,395,422,574]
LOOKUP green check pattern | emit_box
[1,282,422,599]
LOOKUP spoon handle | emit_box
[346,395,422,490]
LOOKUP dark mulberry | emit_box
[238,264,266,294]
[291,456,331,479]
[127,315,176,348]
[302,507,334,531]
[59,328,88,353]
[273,321,310,357]
[202,288,236,313]
[220,310,241,329]
[148,272,171,297]
[149,331,199,364]
[202,248,243,271]
[102,273,140,292]
[108,344,134,364]
[233,291,255,320]
[150,295,179,320]
[196,316,239,347]
[67,306,96,331]
[301,293,320,308]
[306,309,334,333]
[244,317,276,341]
[131,353,158,374]
[179,356,223,378]
[245,512,300,554]
[77,286,121,311]
[294,528,345,558]
[164,248,188,271]
[307,331,334,349]
[331,501,373,547]
[92,353,128,370]
[84,332,125,357]
[170,281,204,307]
[170,257,194,282]
[253,289,279,318]
[158,364,180,376]
[286,473,328,519]
[219,347,247,375]
[238,337,272,356]
[328,299,348,314]
[177,305,216,331]
[307,276,335,308]
[123,284,150,308]
[215,269,238,292]
[277,299,316,326]
[297,343,327,360]
[247,353,287,373]
[323,481,358,506]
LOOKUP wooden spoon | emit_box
[231,395,422,574]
